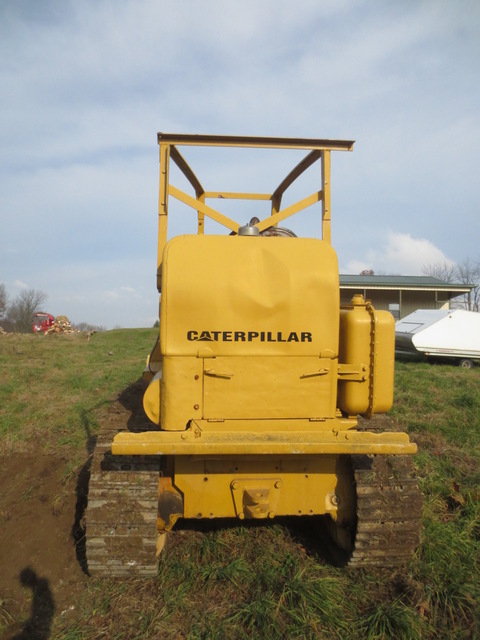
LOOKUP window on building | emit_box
[388,303,400,320]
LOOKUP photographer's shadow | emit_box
[11,567,55,640]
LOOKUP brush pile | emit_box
[45,315,76,335]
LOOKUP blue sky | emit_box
[1,0,479,328]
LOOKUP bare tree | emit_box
[422,261,457,282]
[4,289,48,333]
[456,258,480,312]
[0,283,7,320]
[422,259,480,312]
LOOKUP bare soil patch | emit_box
[0,453,88,638]
[0,380,150,639]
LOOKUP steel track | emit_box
[347,454,422,567]
[86,426,161,578]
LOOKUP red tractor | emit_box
[32,312,55,333]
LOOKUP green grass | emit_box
[1,335,480,638]
[0,329,156,454]
[392,362,480,639]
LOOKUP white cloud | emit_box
[14,279,29,289]
[104,291,120,300]
[342,231,455,275]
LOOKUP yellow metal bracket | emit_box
[169,185,240,233]
[300,368,329,378]
[204,368,234,379]
[231,479,281,519]
[337,363,368,382]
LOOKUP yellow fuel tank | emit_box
[338,294,394,417]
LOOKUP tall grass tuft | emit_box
[358,597,425,640]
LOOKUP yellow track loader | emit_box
[86,134,421,577]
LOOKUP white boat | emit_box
[395,309,480,368]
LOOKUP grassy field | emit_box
[1,330,479,639]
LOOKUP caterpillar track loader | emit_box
[86,134,422,577]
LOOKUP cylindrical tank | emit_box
[338,294,394,417]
